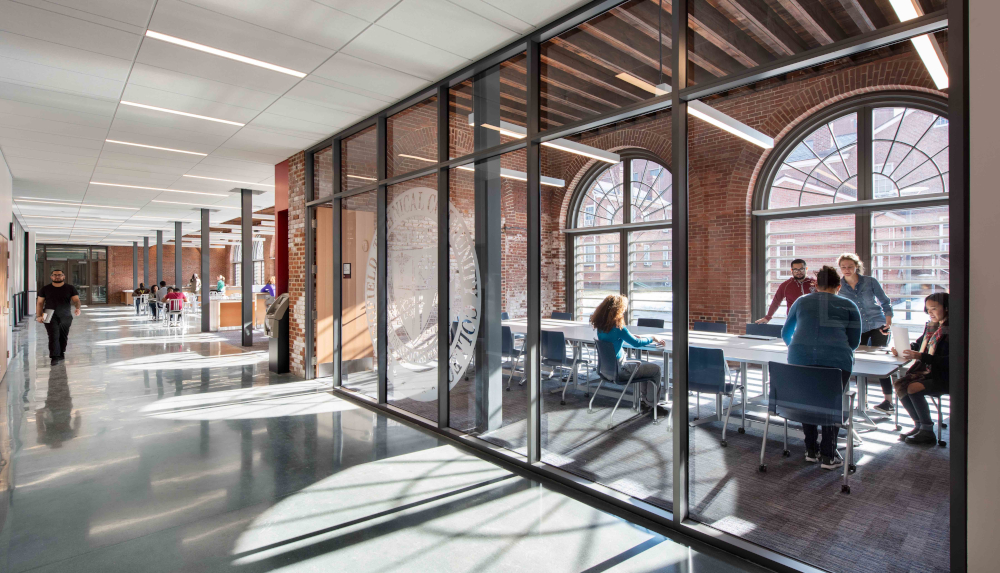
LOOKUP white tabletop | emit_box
[502,318,905,378]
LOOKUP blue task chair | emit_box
[689,347,745,446]
[745,323,783,338]
[502,312,524,342]
[551,312,573,320]
[591,339,661,427]
[693,321,727,333]
[893,389,950,447]
[762,362,857,494]
[502,326,523,391]
[541,331,589,404]
[636,318,665,328]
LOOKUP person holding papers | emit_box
[591,294,665,384]
[837,252,896,414]
[35,269,82,365]
[782,265,862,470]
[892,293,950,445]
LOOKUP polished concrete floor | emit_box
[0,307,768,573]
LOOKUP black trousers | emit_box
[861,327,893,395]
[44,314,72,358]
[801,370,852,458]
[134,299,141,315]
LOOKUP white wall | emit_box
[968,0,1000,569]
[0,149,9,239]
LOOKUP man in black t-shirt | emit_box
[36,269,81,364]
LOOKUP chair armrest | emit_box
[623,359,643,365]
[844,389,857,398]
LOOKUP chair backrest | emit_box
[693,321,727,333]
[636,318,665,328]
[688,346,727,393]
[168,298,184,312]
[501,326,515,356]
[594,339,620,382]
[767,362,845,427]
[501,312,510,320]
[551,311,572,320]
[540,330,566,361]
[746,323,783,337]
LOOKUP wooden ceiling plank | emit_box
[578,19,673,79]
[614,4,737,77]
[834,0,879,32]
[774,0,847,44]
[680,0,772,68]
[710,0,809,56]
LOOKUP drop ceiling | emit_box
[0,0,591,245]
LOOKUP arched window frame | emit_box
[231,236,266,286]
[566,149,673,324]
[752,92,950,323]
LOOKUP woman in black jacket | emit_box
[891,293,949,445]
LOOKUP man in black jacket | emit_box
[36,269,81,365]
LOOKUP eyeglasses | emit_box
[790,267,806,272]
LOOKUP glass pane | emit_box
[449,52,527,159]
[540,0,672,131]
[341,191,378,399]
[872,107,949,198]
[576,162,624,228]
[769,112,858,208]
[386,174,439,421]
[630,158,672,223]
[314,146,333,200]
[342,126,377,191]
[386,96,438,179]
[688,0,949,86]
[764,215,856,320]
[91,259,107,303]
[573,233,620,321]
[871,206,949,335]
[316,204,335,377]
[628,229,671,327]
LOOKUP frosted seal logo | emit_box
[364,187,480,402]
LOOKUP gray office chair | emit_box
[592,339,660,427]
[551,312,572,320]
[762,362,856,493]
[636,318,665,328]
[689,346,744,446]
[746,323,783,337]
[693,321,727,333]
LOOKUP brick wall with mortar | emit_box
[107,245,215,304]
[287,151,307,377]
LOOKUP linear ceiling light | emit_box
[22,215,128,221]
[615,73,670,96]
[687,100,774,149]
[454,164,564,187]
[129,216,197,221]
[119,101,244,126]
[182,174,274,186]
[90,182,226,197]
[888,0,948,89]
[399,154,435,162]
[468,116,619,164]
[106,139,207,156]
[145,31,307,78]
[30,226,117,231]
[346,175,377,181]
[152,200,239,208]
[16,199,139,210]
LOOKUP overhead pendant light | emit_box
[145,31,307,78]
[346,175,377,181]
[454,164,564,187]
[182,174,275,187]
[119,101,245,126]
[687,100,774,149]
[106,139,207,156]
[616,73,669,96]
[90,182,226,197]
[888,0,948,89]
[467,116,619,164]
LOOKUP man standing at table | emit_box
[756,258,816,324]
[36,269,81,365]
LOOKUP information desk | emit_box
[207,292,270,331]
[122,291,134,305]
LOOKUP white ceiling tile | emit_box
[2,146,99,165]
[0,56,125,100]
[0,81,118,116]
[246,113,347,141]
[147,0,334,73]
[312,0,399,23]
[95,151,198,175]
[378,0,518,60]
[126,64,278,111]
[480,0,586,27]
[193,155,275,175]
[283,79,391,117]
[90,166,184,185]
[134,41,299,96]
[310,53,427,99]
[0,100,112,130]
[120,84,260,123]
[112,105,244,138]
[6,156,96,176]
[340,25,468,81]
[108,118,230,149]
[181,0,369,52]
[263,95,363,127]
[0,0,142,59]
[82,187,161,203]
[208,147,290,166]
[24,0,156,28]
[0,112,108,140]
[447,0,533,34]
[218,127,316,158]
[0,31,133,83]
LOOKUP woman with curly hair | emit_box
[590,294,664,383]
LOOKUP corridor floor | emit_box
[0,307,767,572]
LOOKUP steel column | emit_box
[201,208,210,333]
[437,84,450,427]
[376,114,388,404]
[175,220,182,289]
[332,141,343,387]
[132,242,137,290]
[525,37,542,463]
[143,236,149,286]
[241,188,253,347]
[304,152,315,379]
[156,230,163,286]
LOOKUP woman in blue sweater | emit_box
[782,265,862,469]
[591,295,664,382]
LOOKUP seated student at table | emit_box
[132,283,150,315]
[756,258,815,324]
[261,276,276,297]
[781,265,862,470]
[148,285,159,319]
[591,294,665,386]
[892,293,949,445]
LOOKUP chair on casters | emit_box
[541,331,589,404]
[745,323,783,338]
[894,390,949,447]
[688,347,744,446]
[502,326,523,391]
[591,339,660,427]
[762,362,856,493]
[551,312,572,320]
[693,321,727,333]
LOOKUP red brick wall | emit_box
[107,245,209,304]
[287,151,307,377]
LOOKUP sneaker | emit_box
[904,429,937,445]
[821,456,844,470]
[873,400,894,414]
[899,427,920,440]
[805,449,819,463]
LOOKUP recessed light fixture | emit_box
[152,200,239,208]
[145,31,307,78]
[119,101,245,126]
[16,199,139,210]
[105,139,207,156]
[182,175,274,187]
[888,0,948,89]
[90,182,226,197]
[30,226,117,231]
[616,73,670,96]
[346,175,377,181]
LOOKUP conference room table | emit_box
[502,318,908,431]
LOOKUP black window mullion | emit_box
[622,158,632,321]
[332,140,342,388]
[376,114,388,405]
[859,105,874,202]
[437,85,450,428]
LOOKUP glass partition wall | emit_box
[304,2,962,571]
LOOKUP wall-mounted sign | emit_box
[342,263,351,279]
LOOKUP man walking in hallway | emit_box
[36,269,81,365]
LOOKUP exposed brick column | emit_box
[286,151,307,377]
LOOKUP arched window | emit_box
[231,236,265,286]
[755,93,949,331]
[569,152,672,325]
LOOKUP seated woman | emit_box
[590,294,665,390]
[891,293,949,445]
[782,265,862,470]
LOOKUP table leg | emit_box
[853,375,878,430]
